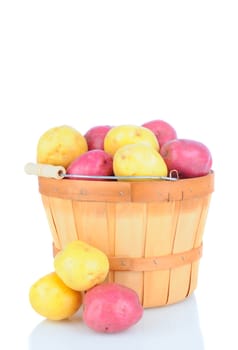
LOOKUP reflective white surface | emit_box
[1,1,238,349]
[28,295,204,350]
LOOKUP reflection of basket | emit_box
[38,172,214,308]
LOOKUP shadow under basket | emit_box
[38,171,214,308]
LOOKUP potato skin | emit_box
[82,283,143,333]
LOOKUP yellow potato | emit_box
[113,143,168,178]
[29,272,82,320]
[37,125,88,168]
[54,240,109,291]
[104,124,159,155]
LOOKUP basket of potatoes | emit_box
[26,120,214,309]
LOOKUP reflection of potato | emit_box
[104,124,159,156]
[37,125,88,168]
[113,143,168,178]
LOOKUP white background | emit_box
[1,1,238,349]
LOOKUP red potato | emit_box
[84,125,112,150]
[160,138,212,178]
[142,119,177,147]
[83,283,144,333]
[66,149,113,179]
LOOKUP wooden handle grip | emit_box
[24,163,66,179]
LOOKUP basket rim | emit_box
[38,171,214,202]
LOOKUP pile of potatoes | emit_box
[37,120,212,180]
[29,240,143,333]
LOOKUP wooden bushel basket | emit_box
[38,172,214,308]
